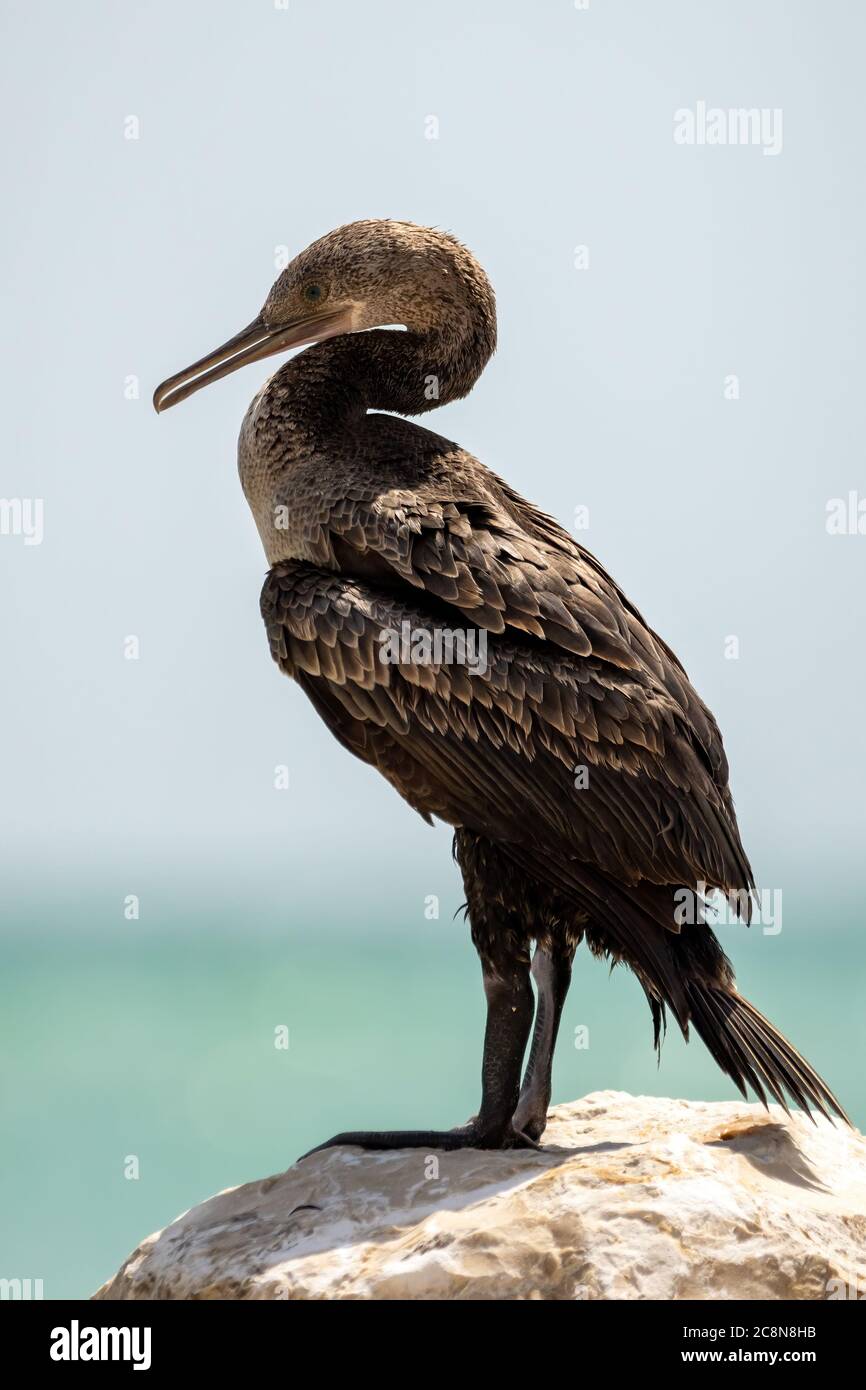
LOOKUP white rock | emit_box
[94,1091,866,1301]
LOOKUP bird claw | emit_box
[298,1118,543,1159]
[460,1113,543,1150]
[509,1126,541,1151]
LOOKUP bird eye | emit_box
[303,283,326,304]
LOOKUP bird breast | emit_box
[237,382,316,566]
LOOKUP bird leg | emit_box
[511,944,574,1142]
[473,958,537,1144]
[299,954,535,1158]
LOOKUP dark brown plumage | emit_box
[155,219,847,1148]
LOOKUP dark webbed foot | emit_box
[299,1121,539,1161]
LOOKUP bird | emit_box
[154,218,847,1151]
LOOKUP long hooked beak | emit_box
[153,307,353,412]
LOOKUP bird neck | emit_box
[240,320,495,565]
[267,320,495,438]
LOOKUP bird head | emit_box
[153,219,496,413]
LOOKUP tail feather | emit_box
[506,851,850,1127]
[685,979,849,1125]
[685,982,770,1108]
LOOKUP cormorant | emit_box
[154,220,847,1150]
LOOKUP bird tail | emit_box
[682,975,849,1125]
[511,848,850,1126]
[602,909,850,1126]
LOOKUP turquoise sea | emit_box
[2,869,863,1299]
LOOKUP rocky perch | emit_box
[94,1091,866,1301]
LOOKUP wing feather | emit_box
[261,562,754,914]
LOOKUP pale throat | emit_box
[237,379,316,565]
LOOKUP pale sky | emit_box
[2,0,864,919]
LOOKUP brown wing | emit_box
[261,555,754,919]
[316,459,743,805]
